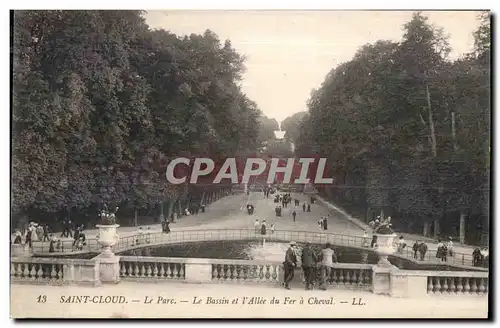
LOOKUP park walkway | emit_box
[27,191,482,265]
[10,281,488,319]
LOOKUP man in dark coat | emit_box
[283,241,297,290]
[301,242,319,290]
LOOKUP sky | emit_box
[145,10,482,123]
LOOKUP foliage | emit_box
[292,11,490,243]
[12,10,263,224]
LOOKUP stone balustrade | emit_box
[10,254,488,298]
[388,269,489,298]
[119,256,186,281]
[11,257,100,286]
[117,256,373,291]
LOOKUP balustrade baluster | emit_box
[146,263,152,277]
[10,264,16,277]
[242,266,249,280]
[483,279,488,294]
[211,265,217,279]
[159,263,165,278]
[223,265,229,280]
[435,277,442,294]
[259,266,265,280]
[57,264,63,279]
[134,263,140,277]
[456,278,464,294]
[37,265,43,280]
[50,264,56,279]
[235,265,241,281]
[178,264,185,279]
[229,265,235,280]
[476,278,484,294]
[153,263,159,278]
[271,265,278,281]
[30,265,36,280]
[23,264,29,278]
[338,270,344,286]
[469,278,477,294]
[166,263,173,278]
[442,278,449,294]
[427,277,433,293]
[126,262,132,277]
[451,278,458,294]
[463,278,470,294]
[331,270,338,285]
[120,262,127,277]
[345,270,351,286]
[265,265,271,280]
[357,270,364,286]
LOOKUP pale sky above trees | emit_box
[145,10,482,122]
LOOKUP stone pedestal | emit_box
[389,272,428,298]
[95,254,120,284]
[372,266,392,295]
[11,244,31,258]
[64,259,101,286]
[95,223,120,284]
[185,260,213,283]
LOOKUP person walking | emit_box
[25,224,34,249]
[307,204,311,212]
[42,224,50,242]
[446,237,454,257]
[260,220,267,237]
[302,203,306,212]
[49,234,56,253]
[301,242,319,290]
[319,243,337,290]
[292,210,297,222]
[412,241,420,259]
[323,216,328,230]
[418,242,428,261]
[283,241,297,290]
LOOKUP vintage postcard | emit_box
[10,9,490,319]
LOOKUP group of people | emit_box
[12,221,87,252]
[317,216,328,231]
[274,193,292,208]
[253,219,275,236]
[283,241,338,290]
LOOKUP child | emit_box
[270,224,275,234]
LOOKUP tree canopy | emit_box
[12,10,263,225]
[292,11,490,244]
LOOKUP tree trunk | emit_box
[433,219,440,238]
[134,208,138,227]
[451,111,458,151]
[459,212,466,244]
[423,222,430,237]
[426,84,437,158]
[159,200,164,222]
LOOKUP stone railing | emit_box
[10,254,487,298]
[118,256,372,290]
[119,256,186,281]
[383,268,489,298]
[11,257,100,286]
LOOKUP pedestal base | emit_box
[11,244,31,258]
[95,254,120,284]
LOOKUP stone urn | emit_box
[374,233,397,266]
[96,224,119,257]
